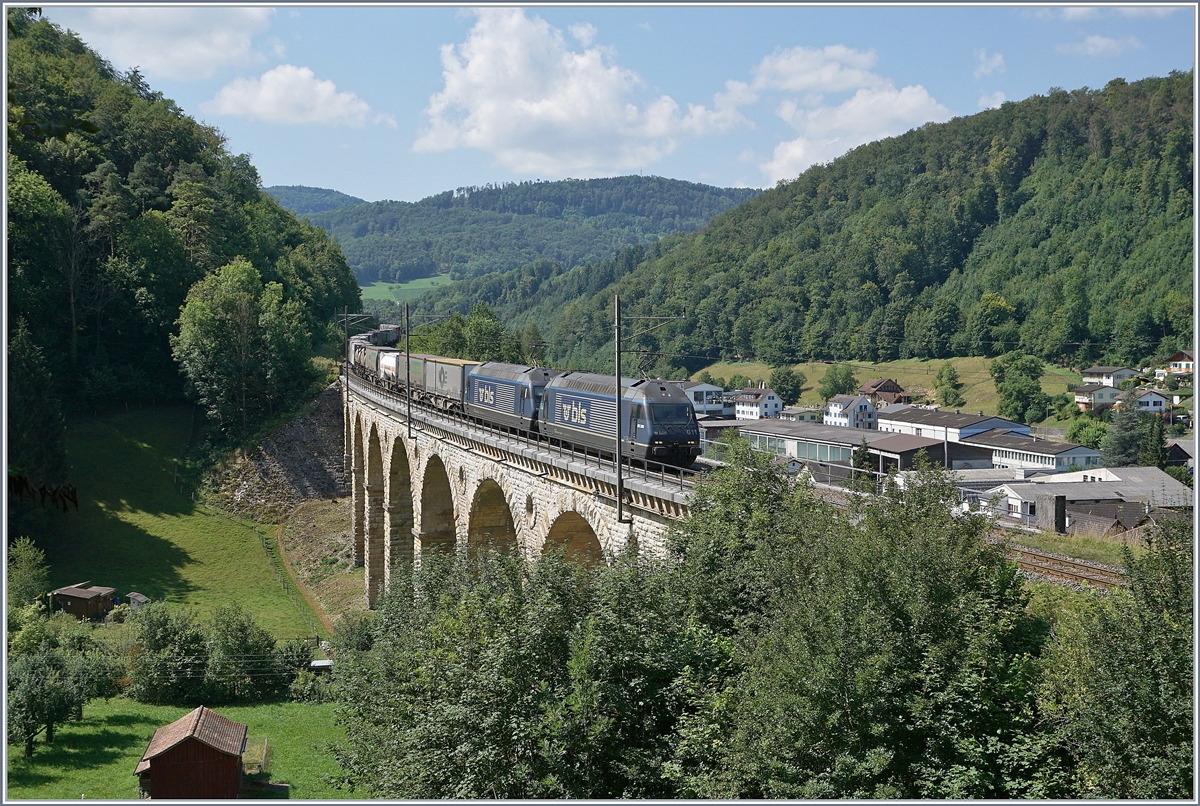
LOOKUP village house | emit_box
[1081,365,1139,387]
[669,380,732,417]
[857,377,909,406]
[1073,382,1122,412]
[735,386,782,420]
[1124,387,1170,414]
[824,394,877,429]
[780,405,823,423]
[134,706,248,799]
[1156,349,1194,381]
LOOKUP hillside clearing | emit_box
[360,276,455,302]
[32,407,323,637]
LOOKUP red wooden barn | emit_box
[134,706,247,799]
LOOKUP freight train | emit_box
[349,327,702,467]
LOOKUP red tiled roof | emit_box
[133,706,247,775]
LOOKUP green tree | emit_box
[521,320,546,364]
[1101,398,1146,467]
[1040,518,1193,798]
[7,536,49,606]
[204,604,293,703]
[935,362,966,408]
[1137,414,1167,468]
[990,352,1050,423]
[670,466,1066,798]
[6,650,81,756]
[727,373,752,391]
[818,364,858,401]
[7,320,67,484]
[768,367,805,405]
[171,259,313,437]
[127,602,208,705]
[1066,417,1108,449]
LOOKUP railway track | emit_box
[1007,545,1126,589]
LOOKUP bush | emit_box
[289,669,333,703]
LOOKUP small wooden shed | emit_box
[126,591,151,611]
[134,706,247,799]
[51,581,115,619]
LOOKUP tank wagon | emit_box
[348,331,700,467]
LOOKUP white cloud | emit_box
[979,91,1007,109]
[761,84,949,184]
[45,7,273,80]
[413,8,747,175]
[746,46,950,184]
[568,22,597,47]
[751,45,883,94]
[1057,35,1143,57]
[974,49,1004,78]
[1116,6,1179,17]
[1060,7,1100,20]
[203,65,394,127]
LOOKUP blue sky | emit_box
[45,4,1196,203]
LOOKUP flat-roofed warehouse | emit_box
[961,428,1101,471]
[737,419,992,475]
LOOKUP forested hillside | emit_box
[304,177,760,284]
[415,73,1192,376]
[7,10,360,485]
[264,185,366,215]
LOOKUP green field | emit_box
[6,698,347,800]
[359,275,455,302]
[694,357,1082,420]
[30,407,323,637]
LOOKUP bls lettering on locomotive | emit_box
[475,381,496,406]
[559,398,589,426]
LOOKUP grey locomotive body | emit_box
[539,372,701,467]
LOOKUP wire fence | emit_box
[250,521,320,642]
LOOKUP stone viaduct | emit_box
[344,373,695,608]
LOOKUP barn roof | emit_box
[134,706,247,775]
[52,584,115,599]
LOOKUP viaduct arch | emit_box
[344,374,690,608]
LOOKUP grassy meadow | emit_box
[359,275,455,302]
[694,357,1082,419]
[31,407,323,637]
[5,698,347,800]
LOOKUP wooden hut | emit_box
[134,706,247,799]
[51,581,115,620]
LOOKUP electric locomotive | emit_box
[539,372,701,467]
[465,362,560,432]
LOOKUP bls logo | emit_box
[560,399,588,425]
[476,383,495,405]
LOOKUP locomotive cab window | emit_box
[651,404,692,424]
